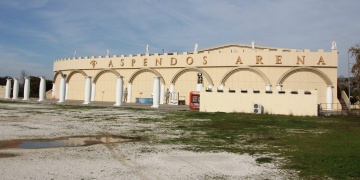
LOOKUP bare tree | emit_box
[349,44,360,81]
[19,70,27,85]
[349,44,360,102]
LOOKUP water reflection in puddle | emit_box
[0,135,140,149]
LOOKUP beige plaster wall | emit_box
[52,44,338,106]
[53,49,338,71]
[46,90,53,99]
[200,89,318,116]
[0,86,5,98]
[67,73,85,100]
[94,72,117,102]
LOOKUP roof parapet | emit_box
[53,44,336,62]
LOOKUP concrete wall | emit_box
[200,89,318,116]
[0,86,5,99]
[46,90,53,99]
[341,91,351,109]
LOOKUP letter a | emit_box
[236,56,243,64]
[317,56,326,65]
[108,60,114,67]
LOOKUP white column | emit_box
[83,76,92,104]
[276,84,282,91]
[326,86,333,110]
[151,77,160,108]
[51,83,55,99]
[127,83,132,103]
[114,76,123,106]
[196,83,202,91]
[5,78,12,99]
[207,84,213,90]
[91,82,96,101]
[65,83,69,100]
[160,84,165,104]
[219,84,224,90]
[169,83,175,100]
[58,75,66,103]
[12,78,19,100]
[23,77,30,100]
[38,76,46,101]
[265,84,271,91]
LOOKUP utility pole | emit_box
[348,51,351,112]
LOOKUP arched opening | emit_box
[93,69,121,102]
[277,67,333,104]
[53,71,63,83]
[170,67,213,105]
[53,71,63,99]
[129,68,165,84]
[277,67,332,86]
[93,69,121,83]
[171,67,214,86]
[66,70,87,100]
[128,68,165,103]
[220,66,271,91]
[66,70,87,83]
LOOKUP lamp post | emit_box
[348,51,351,112]
[196,73,203,91]
[197,73,203,84]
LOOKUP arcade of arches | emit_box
[52,44,339,110]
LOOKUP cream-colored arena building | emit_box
[52,43,339,115]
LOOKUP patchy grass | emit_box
[155,111,360,179]
[0,100,29,104]
[138,117,161,123]
[24,110,46,115]
[103,116,117,121]
[53,104,105,110]
[256,157,273,164]
[0,153,18,158]
[1,100,359,179]
[122,107,150,112]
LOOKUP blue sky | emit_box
[0,0,359,80]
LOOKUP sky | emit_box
[0,0,359,80]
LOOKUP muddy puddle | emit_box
[0,135,141,149]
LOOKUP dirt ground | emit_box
[0,102,295,180]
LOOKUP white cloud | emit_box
[0,45,52,79]
[0,0,359,77]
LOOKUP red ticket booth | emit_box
[189,91,200,110]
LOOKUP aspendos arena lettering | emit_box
[53,43,339,116]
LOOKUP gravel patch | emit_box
[0,103,296,179]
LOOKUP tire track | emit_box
[104,143,161,180]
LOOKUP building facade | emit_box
[53,44,339,111]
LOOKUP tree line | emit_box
[347,44,360,104]
[0,71,52,98]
